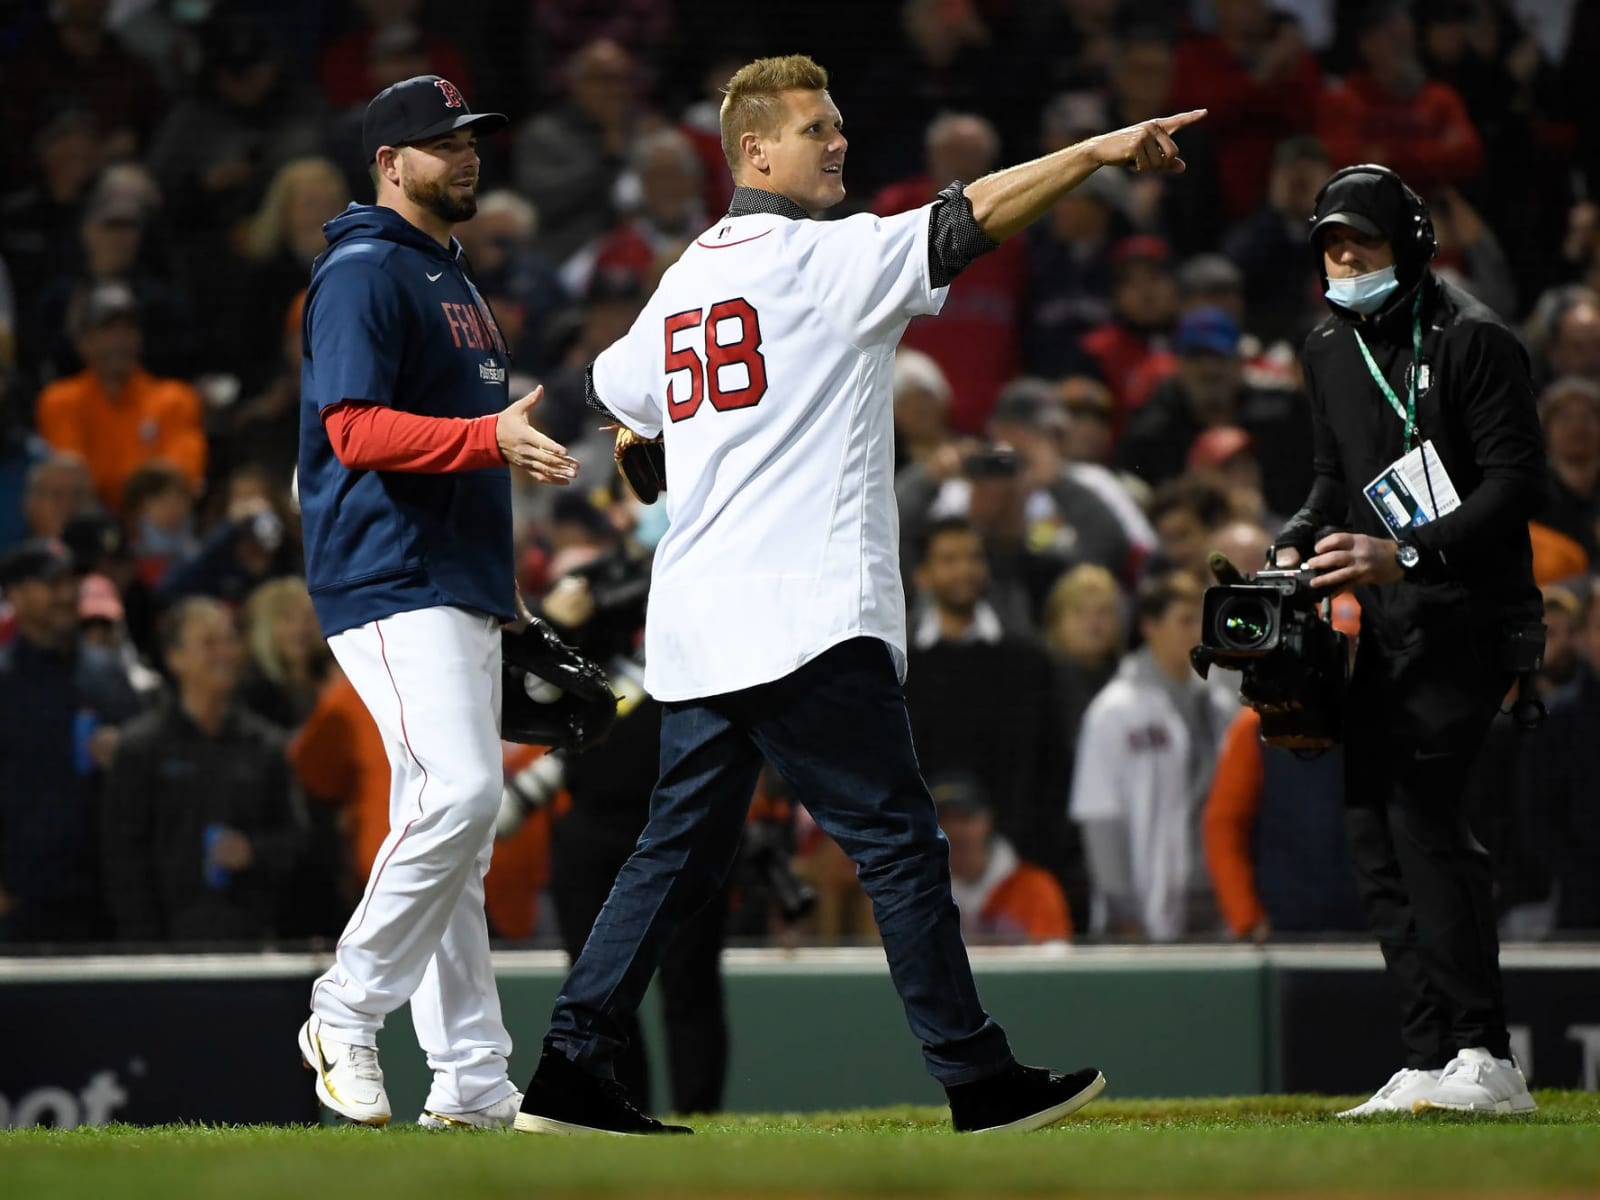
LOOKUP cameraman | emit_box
[1273,166,1544,1116]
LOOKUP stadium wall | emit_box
[1,946,1596,1126]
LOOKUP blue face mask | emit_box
[1325,265,1399,314]
[634,500,670,550]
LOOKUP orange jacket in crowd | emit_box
[976,862,1073,944]
[35,367,207,511]
[1202,706,1268,938]
[288,670,553,940]
[1529,520,1588,585]
[951,838,1073,945]
[1204,589,1361,938]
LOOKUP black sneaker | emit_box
[946,1060,1106,1132]
[513,1041,693,1136]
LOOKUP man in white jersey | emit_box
[514,54,1204,1136]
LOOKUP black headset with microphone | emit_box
[1311,163,1438,262]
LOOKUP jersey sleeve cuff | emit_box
[585,362,624,425]
[928,181,1000,289]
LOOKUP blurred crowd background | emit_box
[2,0,1599,956]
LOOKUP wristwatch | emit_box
[1396,541,1421,576]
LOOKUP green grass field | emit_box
[5,1093,1599,1198]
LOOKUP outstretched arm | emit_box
[963,110,1207,243]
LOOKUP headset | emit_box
[1311,163,1437,263]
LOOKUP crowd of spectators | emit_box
[2,0,1599,952]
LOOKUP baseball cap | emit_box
[1308,165,1410,244]
[990,379,1066,431]
[1175,307,1240,357]
[76,281,140,331]
[1187,426,1254,470]
[362,75,508,163]
[0,538,77,589]
[1111,234,1171,269]
[929,774,990,816]
[1177,254,1242,297]
[78,573,125,623]
[61,510,131,571]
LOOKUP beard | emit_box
[404,170,478,224]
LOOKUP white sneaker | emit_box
[419,1090,524,1130]
[1335,1068,1442,1117]
[1415,1047,1537,1115]
[298,1016,391,1126]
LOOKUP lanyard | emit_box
[1351,290,1423,452]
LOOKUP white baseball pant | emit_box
[310,605,515,1114]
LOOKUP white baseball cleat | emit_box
[419,1090,524,1130]
[1335,1067,1442,1117]
[1414,1048,1537,1115]
[298,1015,391,1126]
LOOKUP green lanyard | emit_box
[1351,290,1423,452]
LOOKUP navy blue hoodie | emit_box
[299,204,513,636]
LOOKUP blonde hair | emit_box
[243,577,320,685]
[1042,563,1123,657]
[719,54,830,175]
[241,157,349,262]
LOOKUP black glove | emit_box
[501,618,617,751]
[614,426,666,504]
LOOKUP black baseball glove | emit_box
[614,426,666,504]
[501,618,617,751]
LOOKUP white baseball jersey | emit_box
[593,201,949,701]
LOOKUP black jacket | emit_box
[0,638,101,927]
[101,698,301,944]
[1517,665,1600,931]
[1277,271,1543,635]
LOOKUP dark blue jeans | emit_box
[546,637,1014,1085]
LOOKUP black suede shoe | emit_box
[946,1060,1105,1132]
[514,1042,693,1136]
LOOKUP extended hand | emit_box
[1304,532,1402,593]
[1090,109,1207,174]
[498,386,579,484]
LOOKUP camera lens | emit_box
[1218,596,1274,650]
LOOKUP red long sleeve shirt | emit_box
[321,402,503,473]
[1316,74,1484,194]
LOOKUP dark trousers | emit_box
[550,815,728,1114]
[1343,625,1513,1068]
[547,637,1013,1085]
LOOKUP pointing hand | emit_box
[1090,109,1207,174]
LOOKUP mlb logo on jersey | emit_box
[479,358,506,384]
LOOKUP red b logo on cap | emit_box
[435,79,464,109]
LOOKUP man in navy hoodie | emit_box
[295,75,579,1129]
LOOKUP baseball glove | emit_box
[614,426,666,504]
[501,618,617,751]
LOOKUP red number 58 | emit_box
[664,298,768,422]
